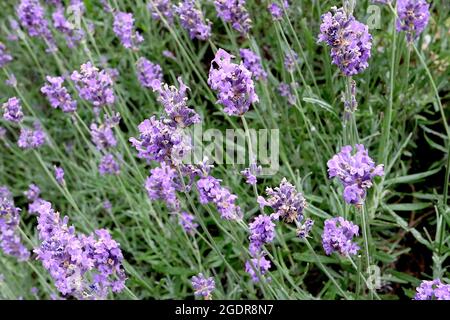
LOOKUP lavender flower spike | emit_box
[322,217,360,256]
[41,76,77,113]
[214,0,252,35]
[148,0,174,24]
[98,154,121,176]
[0,43,13,68]
[178,212,198,235]
[396,0,430,42]
[208,48,258,116]
[191,273,215,299]
[113,12,144,50]
[2,97,23,123]
[54,166,65,185]
[245,255,271,282]
[239,49,267,81]
[174,0,212,41]
[18,122,46,149]
[414,279,450,300]
[136,57,163,91]
[318,6,372,76]
[327,144,384,205]
[248,214,275,256]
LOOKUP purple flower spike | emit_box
[414,279,450,300]
[98,154,121,176]
[245,255,271,282]
[178,212,198,235]
[197,175,242,220]
[113,12,144,50]
[191,273,215,299]
[208,48,258,116]
[396,0,430,42]
[174,0,212,41]
[145,162,182,210]
[318,6,372,76]
[71,62,115,108]
[284,50,299,73]
[136,57,163,91]
[0,186,30,261]
[268,1,289,21]
[52,5,85,48]
[2,97,23,123]
[297,218,314,239]
[327,144,384,205]
[156,77,200,128]
[214,0,252,35]
[239,49,267,81]
[41,76,77,113]
[0,43,13,68]
[278,82,297,106]
[241,163,262,185]
[322,217,360,256]
[24,184,40,202]
[18,122,46,149]
[258,178,307,223]
[148,0,174,24]
[248,214,275,256]
[54,166,65,185]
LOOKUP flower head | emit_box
[0,43,13,68]
[322,217,360,256]
[148,0,174,24]
[239,49,267,81]
[2,97,23,123]
[178,212,198,235]
[54,166,65,184]
[197,175,241,220]
[327,144,384,205]
[297,218,314,239]
[248,214,275,256]
[17,0,54,49]
[174,0,212,41]
[98,154,120,176]
[258,178,306,222]
[145,162,182,210]
[136,57,163,91]
[245,255,271,282]
[278,82,297,106]
[18,122,46,149]
[284,50,299,73]
[113,12,144,49]
[41,76,77,113]
[214,0,252,35]
[414,279,450,300]
[396,0,430,42]
[24,184,40,202]
[208,48,258,116]
[191,273,215,298]
[318,7,372,76]
[156,77,200,127]
[71,62,115,108]
[240,163,262,185]
[268,1,289,20]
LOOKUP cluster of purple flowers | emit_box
[98,154,120,176]
[52,2,85,48]
[54,166,65,184]
[113,12,144,50]
[284,50,299,73]
[18,122,46,149]
[267,1,289,21]
[197,175,242,220]
[214,0,252,35]
[178,212,198,235]
[0,43,13,68]
[278,82,297,106]
[414,279,450,300]
[239,49,267,81]
[248,214,275,256]
[90,113,120,151]
[41,76,77,113]
[191,273,215,299]
[17,0,56,52]
[34,200,126,299]
[0,186,30,261]
[296,218,314,239]
[322,217,360,256]
[257,178,307,223]
[136,57,163,91]
[245,256,271,282]
[327,144,384,205]
[145,162,183,210]
[157,77,201,128]
[174,0,211,41]
[24,183,43,214]
[2,97,23,123]
[318,6,372,76]
[71,62,115,108]
[240,163,262,186]
[396,0,430,42]
[148,0,174,24]
[208,48,259,116]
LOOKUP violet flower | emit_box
[322,217,360,256]
[0,43,13,68]
[113,11,144,50]
[2,97,23,123]
[396,0,430,42]
[136,57,163,91]
[318,6,372,76]
[18,122,46,149]
[148,0,174,24]
[239,49,267,81]
[98,154,120,176]
[41,76,77,113]
[414,279,450,300]
[327,144,384,205]
[191,273,215,299]
[178,212,198,235]
[208,48,258,116]
[214,0,252,35]
[245,255,271,282]
[145,162,182,210]
[174,0,212,41]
